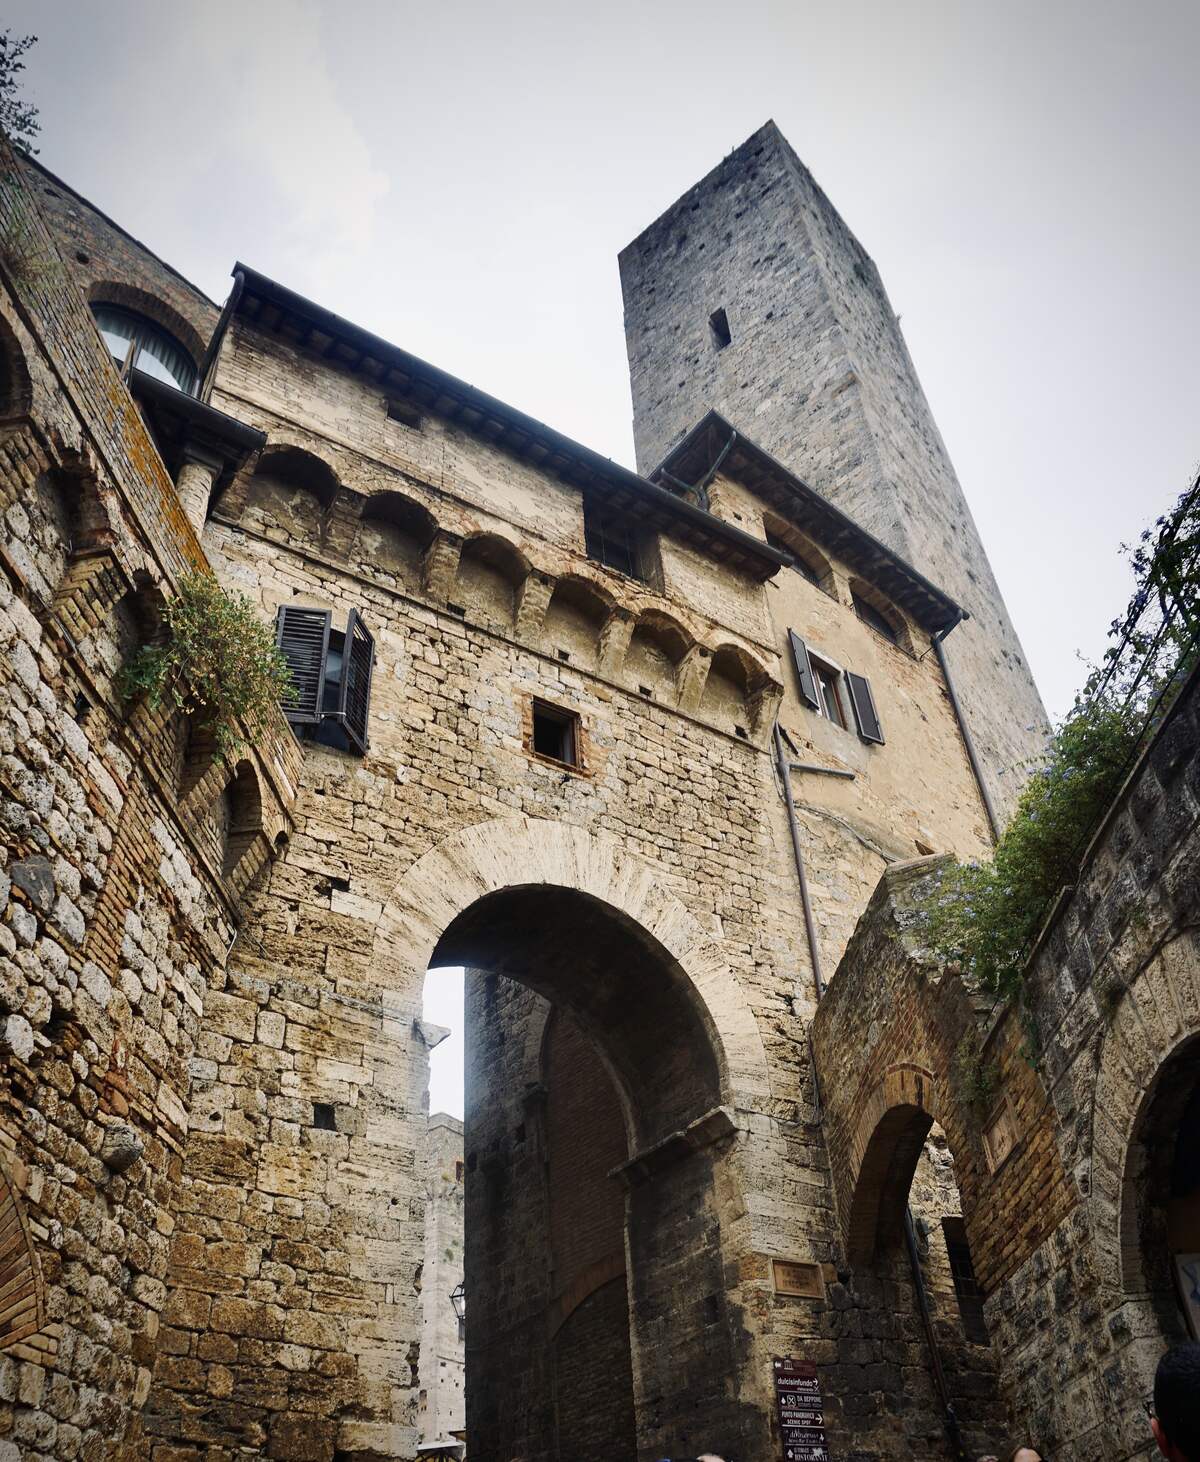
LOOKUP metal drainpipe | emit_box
[904,1208,969,1461]
[773,722,824,1000]
[198,269,246,404]
[932,611,1002,845]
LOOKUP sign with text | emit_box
[772,1356,830,1462]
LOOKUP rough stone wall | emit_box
[0,147,297,1462]
[620,119,1049,823]
[416,1114,463,1447]
[813,664,1200,1461]
[2,132,1091,1462]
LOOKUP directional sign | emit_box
[773,1357,830,1462]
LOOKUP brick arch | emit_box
[373,815,772,1125]
[844,1062,944,1264]
[86,280,207,369]
[1090,931,1200,1296]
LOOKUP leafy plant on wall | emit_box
[919,469,1200,1003]
[122,572,294,764]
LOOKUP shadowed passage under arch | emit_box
[432,883,724,1148]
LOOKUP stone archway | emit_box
[375,816,775,1462]
[373,814,773,1121]
[845,1063,944,1265]
[1089,933,1200,1332]
[1092,933,1200,1295]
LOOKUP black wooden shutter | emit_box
[788,630,820,710]
[275,606,331,726]
[337,610,375,755]
[847,671,885,744]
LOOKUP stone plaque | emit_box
[773,1356,830,1461]
[984,1099,1019,1172]
[771,1258,825,1299]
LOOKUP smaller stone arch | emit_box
[762,511,834,592]
[222,759,265,884]
[353,491,438,591]
[454,531,530,630]
[543,573,616,669]
[625,609,694,701]
[701,641,773,736]
[845,1063,943,1264]
[239,445,341,548]
[848,576,915,654]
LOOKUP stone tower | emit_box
[620,119,1048,823]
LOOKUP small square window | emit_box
[709,307,732,350]
[313,1102,337,1131]
[531,700,580,767]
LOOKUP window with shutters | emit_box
[788,630,885,746]
[810,653,847,729]
[276,605,375,755]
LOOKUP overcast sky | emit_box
[15,0,1198,1116]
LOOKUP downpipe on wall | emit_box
[931,611,1002,845]
[772,721,824,1001]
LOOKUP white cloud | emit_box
[181,0,388,281]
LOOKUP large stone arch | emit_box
[379,815,775,1461]
[373,813,772,1124]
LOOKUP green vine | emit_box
[917,469,1200,1002]
[122,572,293,764]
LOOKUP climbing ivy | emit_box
[919,470,1200,1001]
[122,572,293,764]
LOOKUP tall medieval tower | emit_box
[620,120,1048,823]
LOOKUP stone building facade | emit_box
[620,120,1049,827]
[813,659,1200,1462]
[0,119,1190,1462]
[416,1114,464,1450]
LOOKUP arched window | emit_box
[91,304,197,395]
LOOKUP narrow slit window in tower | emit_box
[709,307,732,350]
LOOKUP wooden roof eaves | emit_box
[655,411,964,632]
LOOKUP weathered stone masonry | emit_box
[0,143,299,1462]
[0,119,1192,1462]
[814,664,1200,1462]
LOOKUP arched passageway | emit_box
[1120,1032,1200,1344]
[426,881,751,1462]
[843,1094,1005,1461]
